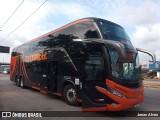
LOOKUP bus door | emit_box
[40,62,48,92]
[82,44,108,111]
[40,61,57,93]
[47,61,57,93]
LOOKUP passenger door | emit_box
[82,44,108,111]
[40,61,57,93]
[47,61,57,93]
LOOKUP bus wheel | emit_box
[63,85,79,106]
[20,79,26,89]
[15,77,20,87]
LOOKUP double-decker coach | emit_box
[10,17,156,111]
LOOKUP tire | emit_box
[63,84,79,106]
[20,78,26,89]
[17,78,21,87]
[15,76,20,87]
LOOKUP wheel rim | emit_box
[66,88,77,102]
[21,80,23,87]
[16,78,19,85]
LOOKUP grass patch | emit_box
[144,84,160,88]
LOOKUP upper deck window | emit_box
[54,21,100,40]
[73,22,100,39]
[98,19,134,49]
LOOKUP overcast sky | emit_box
[0,0,160,62]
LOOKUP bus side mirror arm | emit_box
[104,40,126,60]
[136,48,156,64]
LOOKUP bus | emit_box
[10,17,156,111]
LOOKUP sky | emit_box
[0,0,160,63]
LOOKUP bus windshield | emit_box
[98,20,134,49]
[107,47,142,81]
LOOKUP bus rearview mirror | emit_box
[136,48,156,64]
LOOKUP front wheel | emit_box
[63,85,79,106]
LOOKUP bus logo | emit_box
[2,112,11,117]
[25,52,47,62]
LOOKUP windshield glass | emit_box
[107,46,142,81]
[98,19,134,49]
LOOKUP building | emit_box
[141,61,160,78]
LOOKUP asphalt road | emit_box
[0,75,160,120]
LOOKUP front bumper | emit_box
[95,79,144,111]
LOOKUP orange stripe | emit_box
[53,93,62,96]
[106,79,144,98]
[95,79,144,111]
[21,59,31,82]
[10,56,18,78]
[107,95,144,111]
[32,86,40,91]
[21,60,28,81]
[40,90,48,94]
[21,59,27,82]
[95,86,108,96]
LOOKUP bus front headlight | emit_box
[107,87,125,98]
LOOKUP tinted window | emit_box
[83,44,105,81]
[70,42,84,58]
[23,22,100,54]
[54,22,100,41]
[53,27,72,49]
[30,62,47,74]
[98,20,129,40]
[73,22,100,39]
[98,19,134,49]
[24,44,31,54]
[85,57,105,81]
[31,41,38,52]
[37,37,54,50]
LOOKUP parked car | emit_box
[3,68,10,75]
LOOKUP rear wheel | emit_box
[63,85,79,106]
[20,78,26,89]
[15,76,20,87]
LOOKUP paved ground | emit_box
[0,75,160,120]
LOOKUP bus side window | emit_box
[84,57,104,81]
[73,22,100,39]
[37,37,53,50]
[24,44,31,54]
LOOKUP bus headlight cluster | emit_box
[107,87,125,98]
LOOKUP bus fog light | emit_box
[107,87,125,98]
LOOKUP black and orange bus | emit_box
[10,17,156,111]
